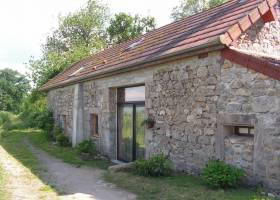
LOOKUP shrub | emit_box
[135,153,172,177]
[56,133,70,147]
[202,160,245,189]
[77,140,96,155]
[0,111,24,131]
[20,91,54,133]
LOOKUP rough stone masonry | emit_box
[48,18,280,193]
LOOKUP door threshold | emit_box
[111,160,127,164]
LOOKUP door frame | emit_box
[117,101,145,162]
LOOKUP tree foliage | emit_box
[20,90,54,132]
[29,0,109,88]
[23,0,158,134]
[171,0,228,20]
[107,13,156,44]
[0,69,30,113]
[29,1,157,88]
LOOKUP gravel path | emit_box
[25,139,136,200]
[0,139,136,200]
[0,145,58,200]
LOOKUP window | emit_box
[90,114,99,137]
[118,86,145,103]
[60,115,67,133]
[235,126,254,137]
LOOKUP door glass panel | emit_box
[124,86,145,102]
[118,105,133,162]
[136,106,145,160]
[118,86,145,103]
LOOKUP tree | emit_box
[171,0,228,21]
[107,13,156,44]
[28,1,157,88]
[0,69,30,113]
[29,0,109,88]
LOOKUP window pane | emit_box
[238,127,249,134]
[136,106,145,160]
[90,114,98,137]
[250,128,254,135]
[118,106,133,162]
[125,86,145,102]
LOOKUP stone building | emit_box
[41,0,280,193]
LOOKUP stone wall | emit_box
[235,19,280,57]
[46,16,280,193]
[224,136,254,181]
[146,52,221,173]
[47,85,75,136]
[218,59,280,192]
[218,18,280,192]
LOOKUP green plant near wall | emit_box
[55,132,70,147]
[135,153,172,177]
[77,140,96,156]
[202,160,245,189]
[141,117,155,129]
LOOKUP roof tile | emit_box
[41,0,279,91]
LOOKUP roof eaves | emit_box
[40,36,224,91]
[222,48,280,81]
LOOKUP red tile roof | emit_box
[222,48,280,80]
[41,0,279,91]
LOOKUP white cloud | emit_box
[0,0,180,75]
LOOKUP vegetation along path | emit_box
[24,139,136,200]
[0,136,136,200]
[0,145,58,200]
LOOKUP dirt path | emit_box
[0,145,58,200]
[24,139,136,200]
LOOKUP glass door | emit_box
[117,105,133,162]
[135,105,145,160]
[117,86,145,162]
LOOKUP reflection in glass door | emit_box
[117,105,133,162]
[117,86,145,162]
[136,106,145,160]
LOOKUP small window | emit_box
[235,126,254,137]
[60,115,67,132]
[90,114,99,137]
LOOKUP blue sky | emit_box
[0,0,180,75]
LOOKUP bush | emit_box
[202,160,245,189]
[77,140,96,155]
[20,91,54,133]
[56,133,70,147]
[135,153,172,177]
[0,111,24,131]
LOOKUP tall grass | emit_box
[0,111,24,137]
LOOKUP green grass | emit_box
[0,165,8,200]
[26,130,110,169]
[0,130,42,176]
[105,172,274,200]
[0,129,57,198]
[0,127,276,200]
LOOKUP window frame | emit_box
[234,126,254,137]
[59,114,67,133]
[90,113,99,138]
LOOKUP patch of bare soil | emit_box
[25,140,136,200]
[0,145,58,200]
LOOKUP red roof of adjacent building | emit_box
[222,48,280,80]
[41,0,278,91]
